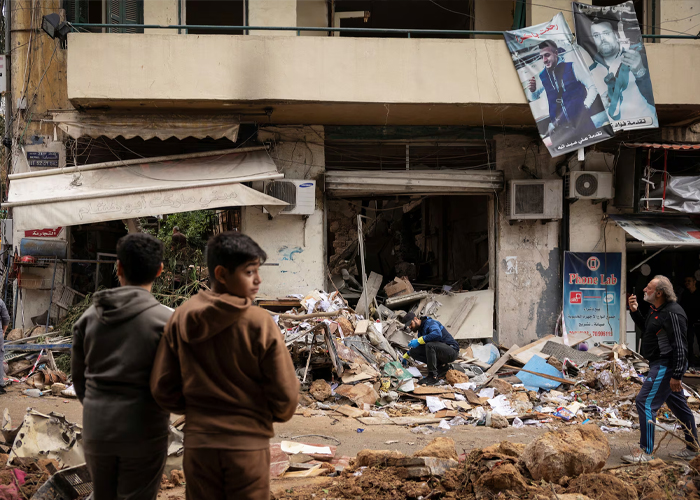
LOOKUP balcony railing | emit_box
[70,23,700,40]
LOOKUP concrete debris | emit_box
[445,369,469,385]
[520,424,611,482]
[413,437,458,461]
[309,379,332,402]
[490,413,509,429]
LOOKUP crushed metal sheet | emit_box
[9,409,84,468]
[540,341,603,366]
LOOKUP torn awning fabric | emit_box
[609,215,700,246]
[50,111,240,142]
[4,149,287,228]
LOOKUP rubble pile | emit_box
[273,288,694,436]
[273,430,700,500]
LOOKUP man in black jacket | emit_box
[623,275,698,463]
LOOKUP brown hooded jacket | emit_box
[150,290,299,450]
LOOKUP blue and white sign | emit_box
[563,251,621,342]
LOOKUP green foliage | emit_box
[141,210,215,250]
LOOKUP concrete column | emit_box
[144,0,179,34]
[248,0,297,36]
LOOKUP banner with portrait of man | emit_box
[504,13,614,157]
[573,1,658,131]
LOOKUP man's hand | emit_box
[528,76,537,92]
[628,294,638,312]
[408,339,420,349]
[622,50,644,75]
[401,357,409,367]
[670,378,683,392]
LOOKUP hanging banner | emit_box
[504,13,614,157]
[563,251,622,342]
[573,2,658,131]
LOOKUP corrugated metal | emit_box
[325,170,504,197]
[626,142,700,150]
[609,215,700,246]
[50,111,240,142]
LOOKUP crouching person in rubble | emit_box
[72,233,173,500]
[150,232,300,500]
[624,275,700,463]
[401,312,459,386]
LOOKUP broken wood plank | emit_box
[503,364,573,385]
[336,405,367,418]
[356,272,383,318]
[391,416,444,426]
[356,416,395,426]
[276,309,352,320]
[485,344,520,376]
[445,296,477,330]
[413,386,454,395]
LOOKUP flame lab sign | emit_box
[563,251,621,342]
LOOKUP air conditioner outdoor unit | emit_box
[264,179,316,215]
[506,179,563,222]
[565,171,614,200]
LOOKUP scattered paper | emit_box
[512,417,524,428]
[455,382,477,391]
[398,379,415,393]
[426,396,447,413]
[487,395,517,416]
[438,419,451,430]
[407,367,423,378]
[478,388,495,399]
[281,441,332,456]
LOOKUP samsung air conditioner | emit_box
[565,171,614,200]
[506,179,563,222]
[264,179,316,215]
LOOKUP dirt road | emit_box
[1,384,690,499]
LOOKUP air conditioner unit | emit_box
[506,179,563,222]
[264,179,316,215]
[565,171,614,200]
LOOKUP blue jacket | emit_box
[540,61,588,127]
[417,317,459,351]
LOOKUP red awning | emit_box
[626,143,700,150]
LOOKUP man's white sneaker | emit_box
[621,449,654,464]
[670,448,698,461]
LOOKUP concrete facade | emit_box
[242,126,326,296]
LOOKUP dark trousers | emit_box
[635,362,699,455]
[184,447,270,500]
[84,449,166,500]
[409,342,459,376]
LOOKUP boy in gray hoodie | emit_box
[72,233,173,500]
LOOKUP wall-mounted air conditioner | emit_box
[506,179,563,222]
[565,171,614,200]
[264,179,316,215]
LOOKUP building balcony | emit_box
[67,33,700,126]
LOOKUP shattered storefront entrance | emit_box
[326,167,501,340]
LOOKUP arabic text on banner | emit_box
[504,13,614,157]
[563,251,621,343]
[573,1,658,131]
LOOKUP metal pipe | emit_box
[2,171,284,208]
[68,23,700,39]
[662,149,668,213]
[4,0,11,145]
[9,145,269,180]
[629,246,669,273]
[45,258,58,333]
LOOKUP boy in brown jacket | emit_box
[150,232,299,500]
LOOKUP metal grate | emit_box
[575,173,599,197]
[514,183,544,215]
[265,181,297,212]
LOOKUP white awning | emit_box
[609,215,700,246]
[50,111,240,141]
[325,170,504,197]
[4,148,286,228]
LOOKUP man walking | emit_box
[401,313,459,386]
[0,299,10,394]
[624,275,698,463]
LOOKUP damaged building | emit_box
[1,0,700,351]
